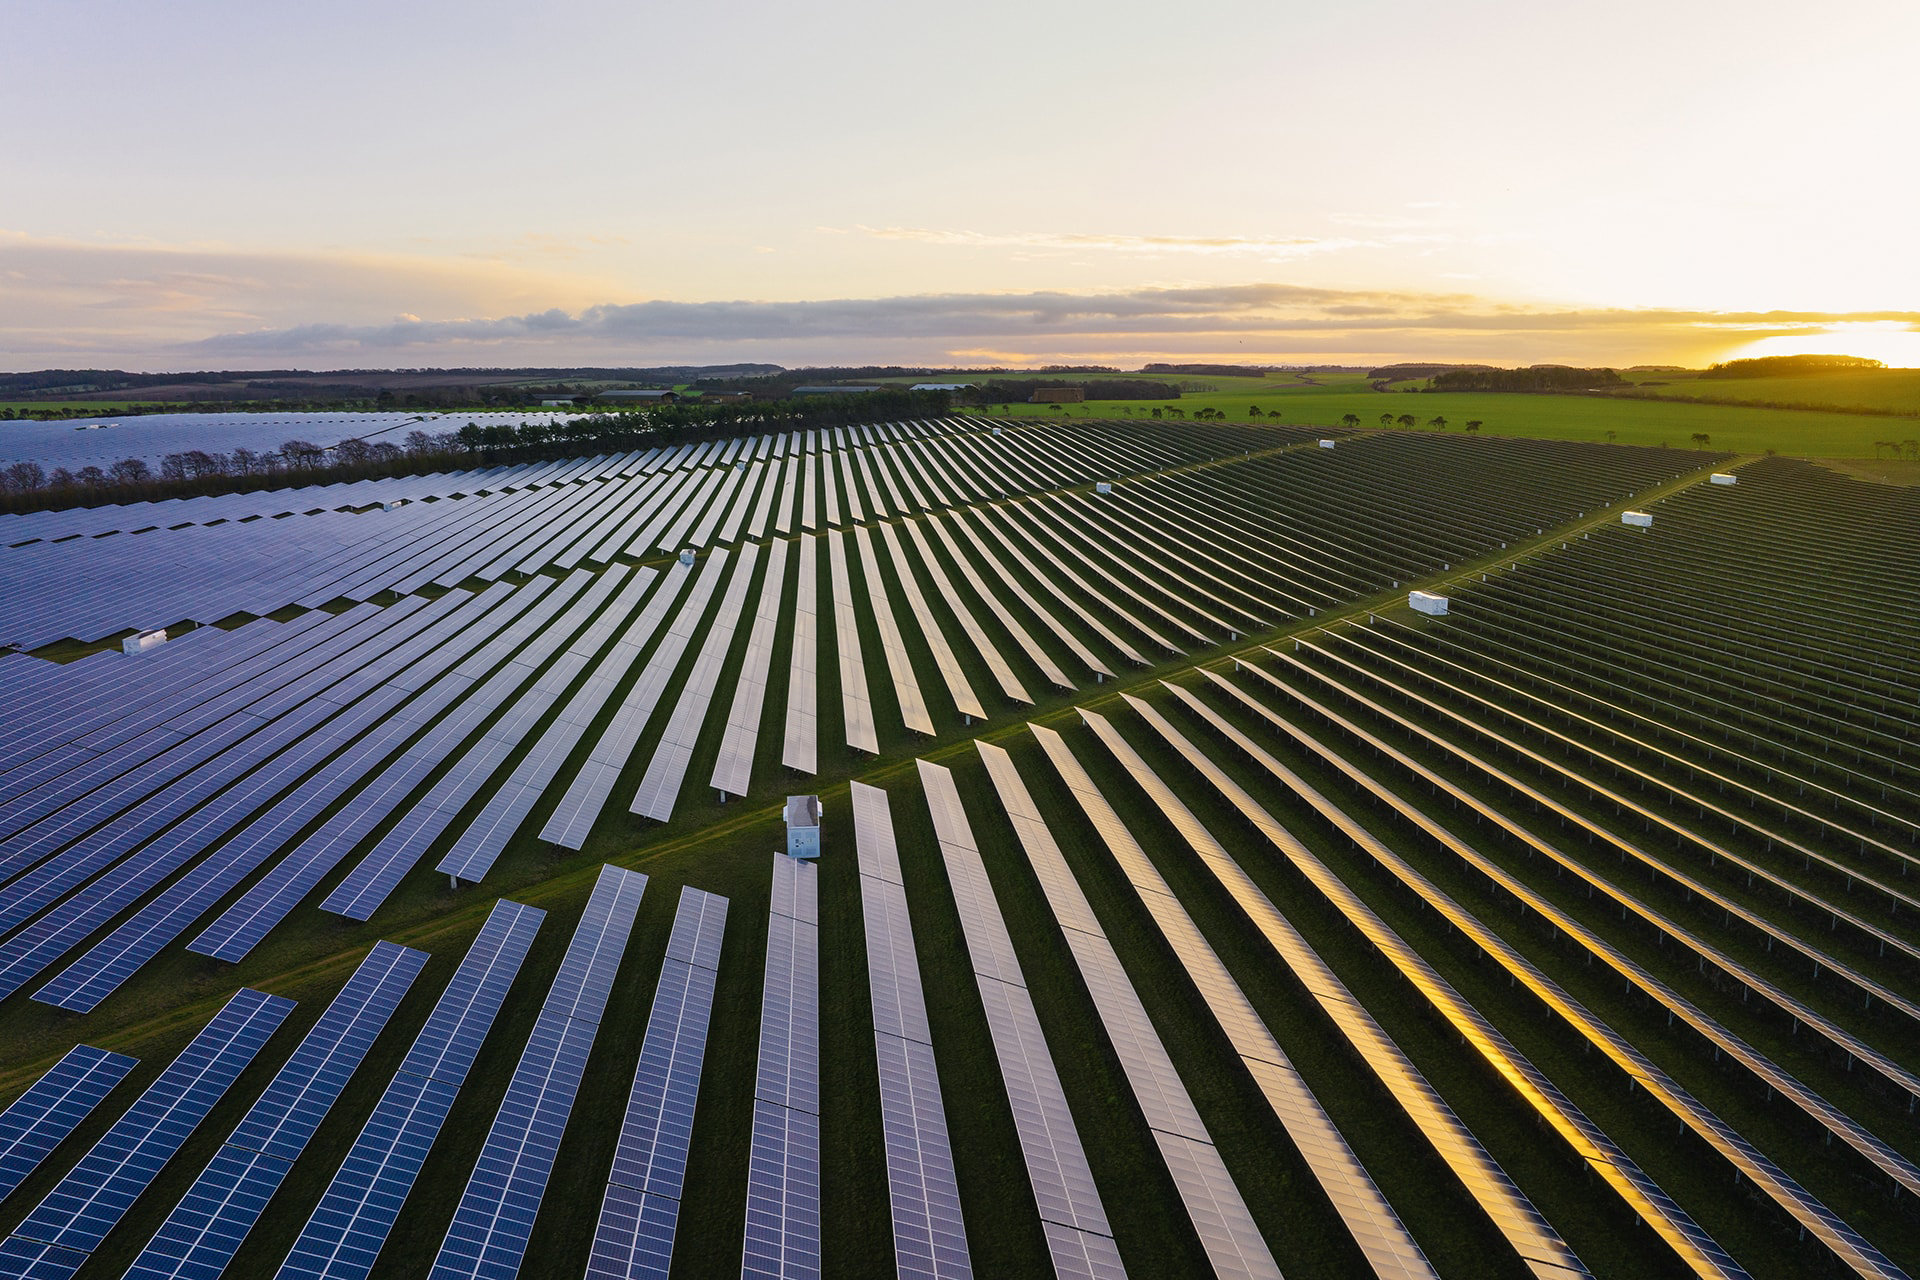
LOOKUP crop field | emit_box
[1611,369,1920,417]
[950,371,1906,458]
[0,416,1914,1280]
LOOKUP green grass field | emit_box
[1613,367,1920,416]
[907,370,1916,458]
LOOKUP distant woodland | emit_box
[1428,366,1626,392]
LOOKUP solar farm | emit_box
[0,415,1914,1280]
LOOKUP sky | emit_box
[4,0,1917,372]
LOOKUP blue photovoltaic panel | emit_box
[427,1009,597,1280]
[119,944,427,1280]
[275,901,544,1280]
[395,901,546,1088]
[741,1101,821,1280]
[229,943,427,1161]
[428,867,645,1280]
[0,1046,138,1206]
[586,888,728,1280]
[742,856,821,1280]
[0,1234,90,1280]
[543,866,648,1026]
[584,1181,680,1280]
[2,988,292,1263]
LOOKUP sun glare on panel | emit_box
[1725,321,1920,369]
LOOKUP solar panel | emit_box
[825,532,877,754]
[541,551,725,850]
[277,901,544,1280]
[742,855,820,1280]
[632,544,763,821]
[120,944,426,1280]
[977,738,1282,1280]
[913,761,1118,1274]
[850,526,935,736]
[586,888,728,1279]
[1,988,292,1269]
[711,538,791,799]
[428,866,645,1280]
[850,783,971,1279]
[0,1046,138,1205]
[780,535,819,775]
[1062,709,1438,1280]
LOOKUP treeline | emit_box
[0,389,953,515]
[973,379,1182,403]
[1428,365,1625,392]
[1701,354,1885,379]
[1140,363,1276,377]
[0,433,466,514]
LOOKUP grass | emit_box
[1611,367,1920,417]
[930,371,1907,458]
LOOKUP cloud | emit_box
[174,285,1920,369]
[5,229,1916,370]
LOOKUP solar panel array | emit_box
[914,761,1122,1280]
[0,988,294,1279]
[1051,712,1440,1280]
[11,422,1879,1279]
[742,854,821,1280]
[0,1046,137,1205]
[428,865,647,1280]
[585,886,729,1280]
[849,781,972,1280]
[277,899,545,1280]
[977,741,1285,1280]
[121,942,427,1280]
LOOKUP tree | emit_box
[1605,429,1616,444]
[1248,405,1263,418]
[1340,413,1361,429]
[404,429,437,454]
[49,468,77,488]
[1378,412,1394,428]
[1464,419,1482,433]
[1427,416,1448,432]
[76,465,107,486]
[228,447,263,475]
[332,437,374,466]
[1690,432,1711,449]
[1395,413,1416,429]
[4,461,46,491]
[111,457,151,484]
[282,439,325,469]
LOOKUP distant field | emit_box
[938,372,1902,458]
[1605,367,1920,417]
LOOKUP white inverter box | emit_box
[1095,481,1113,494]
[1710,473,1737,485]
[1409,591,1449,616]
[1319,439,1336,448]
[121,629,168,654]
[785,795,821,859]
[1622,510,1653,527]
